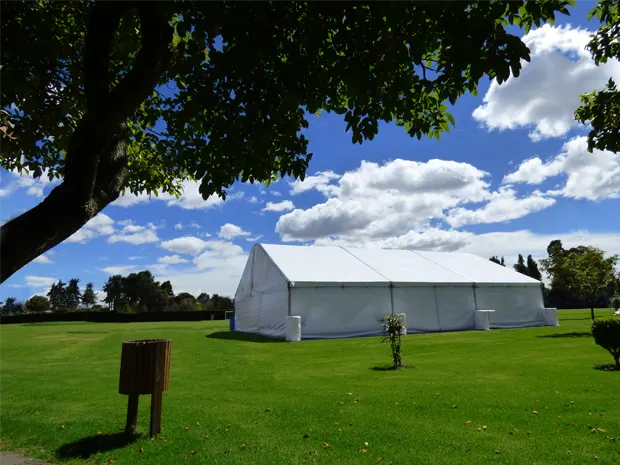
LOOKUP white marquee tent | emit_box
[234,244,554,339]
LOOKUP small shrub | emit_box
[382,313,405,369]
[592,318,620,370]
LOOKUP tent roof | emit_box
[258,244,542,287]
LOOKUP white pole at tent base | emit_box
[398,313,407,335]
[285,316,301,342]
[475,310,494,331]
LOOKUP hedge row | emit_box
[0,310,231,325]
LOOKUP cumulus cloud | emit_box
[473,24,620,141]
[277,159,493,242]
[218,223,251,240]
[108,222,159,245]
[156,241,248,297]
[504,136,620,200]
[158,255,189,265]
[101,265,139,275]
[289,171,341,196]
[262,200,295,212]
[160,236,209,255]
[24,276,56,288]
[32,254,53,265]
[7,168,60,198]
[65,213,116,244]
[446,188,555,228]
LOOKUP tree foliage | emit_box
[591,318,620,369]
[489,256,506,266]
[575,0,620,153]
[25,295,51,313]
[0,0,574,281]
[82,282,97,307]
[541,243,619,318]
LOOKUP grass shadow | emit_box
[206,331,285,343]
[56,432,139,459]
[538,331,592,339]
[594,363,620,372]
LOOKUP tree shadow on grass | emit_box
[538,331,592,339]
[56,432,139,459]
[594,363,620,372]
[206,331,285,343]
[371,365,410,371]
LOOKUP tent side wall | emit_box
[291,286,391,339]
[477,285,545,328]
[234,245,290,338]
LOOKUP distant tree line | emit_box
[1,270,233,316]
[489,254,542,281]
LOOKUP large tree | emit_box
[513,254,528,276]
[82,282,97,307]
[526,254,543,281]
[25,295,51,313]
[575,0,620,153]
[0,1,573,282]
[541,246,619,320]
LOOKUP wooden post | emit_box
[119,339,171,438]
[125,393,139,434]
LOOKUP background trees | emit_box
[25,295,50,313]
[82,283,97,308]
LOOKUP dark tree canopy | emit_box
[82,282,97,306]
[513,254,528,276]
[25,295,51,313]
[0,0,573,281]
[575,0,620,153]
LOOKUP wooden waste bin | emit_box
[119,339,171,437]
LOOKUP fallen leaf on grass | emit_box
[303,434,310,439]
[495,450,500,454]
[184,427,190,431]
[377,459,382,462]
[190,451,197,455]
[395,402,399,406]
[354,397,361,402]
[97,431,103,436]
[323,443,329,448]
[436,393,440,396]
[594,456,598,461]
[532,411,538,415]
[514,428,519,433]
[477,428,481,432]
[239,444,247,450]
[348,392,353,395]
[610,437,615,442]
[204,436,209,440]
[139,448,144,453]
[568,451,572,455]
[482,426,487,431]
[451,404,457,409]
[196,421,200,425]
[223,450,231,455]
[60,425,65,429]
[265,408,271,412]
[337,402,344,406]
[360,449,367,454]
[465,421,472,425]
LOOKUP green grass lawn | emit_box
[1,309,618,464]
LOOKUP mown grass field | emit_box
[1,309,618,464]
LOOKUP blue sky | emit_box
[1,2,619,301]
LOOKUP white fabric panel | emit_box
[261,244,389,287]
[435,286,476,331]
[539,308,559,326]
[252,245,288,294]
[344,247,472,285]
[234,246,255,300]
[414,250,542,285]
[285,316,302,342]
[475,310,494,330]
[291,287,391,338]
[392,287,440,332]
[257,291,288,338]
[476,286,545,328]
[235,295,260,333]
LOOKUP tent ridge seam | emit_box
[338,246,393,285]
[408,250,476,284]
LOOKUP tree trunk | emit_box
[0,178,121,282]
[591,307,595,321]
[0,2,171,283]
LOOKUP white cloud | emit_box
[108,222,159,245]
[473,24,620,141]
[32,254,53,265]
[24,276,56,288]
[128,256,145,261]
[155,241,247,297]
[248,196,259,204]
[446,188,555,228]
[101,265,139,275]
[504,136,620,200]
[277,159,492,242]
[246,235,264,242]
[9,168,60,198]
[160,236,209,255]
[218,223,251,240]
[0,188,11,198]
[174,221,201,231]
[158,255,189,265]
[175,223,183,230]
[7,284,24,288]
[263,200,295,212]
[65,213,116,244]
[271,191,282,197]
[289,171,341,196]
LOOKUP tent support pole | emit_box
[287,282,292,316]
[473,284,479,310]
[389,283,395,314]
